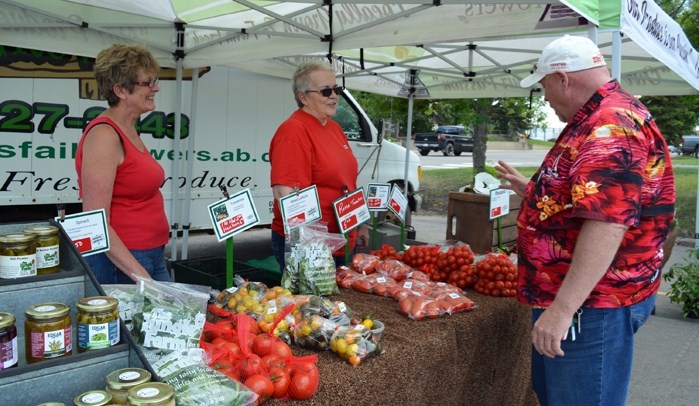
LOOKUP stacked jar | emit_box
[24,225,60,274]
[0,312,18,369]
[77,296,120,352]
[24,302,72,363]
[105,368,152,405]
[0,232,36,279]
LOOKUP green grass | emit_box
[420,163,696,238]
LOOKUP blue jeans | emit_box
[531,294,656,406]
[271,230,348,271]
[85,246,171,285]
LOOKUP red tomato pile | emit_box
[401,245,441,280]
[369,244,403,261]
[473,253,518,297]
[202,315,320,404]
[438,245,477,288]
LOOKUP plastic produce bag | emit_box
[281,222,346,296]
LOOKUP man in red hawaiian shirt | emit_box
[496,35,675,406]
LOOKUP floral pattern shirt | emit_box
[517,80,675,309]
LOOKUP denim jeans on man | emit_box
[85,246,171,284]
[271,230,348,272]
[531,294,656,406]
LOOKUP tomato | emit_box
[288,371,319,400]
[239,354,265,379]
[252,334,276,357]
[208,320,235,342]
[244,374,274,404]
[262,354,286,370]
[271,340,293,360]
[269,367,291,399]
[290,361,319,380]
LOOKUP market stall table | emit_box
[269,288,538,406]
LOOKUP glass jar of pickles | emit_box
[105,368,152,405]
[0,232,37,279]
[0,312,18,369]
[24,225,60,274]
[73,390,113,406]
[127,382,176,406]
[24,302,72,363]
[77,296,120,353]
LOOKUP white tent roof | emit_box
[1,0,697,98]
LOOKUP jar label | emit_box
[35,305,57,312]
[0,336,18,369]
[0,254,37,278]
[87,299,108,306]
[78,320,119,350]
[36,245,59,268]
[81,392,106,403]
[137,387,160,398]
[119,370,141,381]
[30,327,71,359]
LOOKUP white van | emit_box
[0,50,422,234]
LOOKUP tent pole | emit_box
[168,23,186,269]
[611,30,622,82]
[181,67,200,260]
[169,58,183,267]
[402,70,416,240]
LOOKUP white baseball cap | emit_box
[520,35,607,88]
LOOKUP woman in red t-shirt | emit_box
[75,44,170,284]
[269,62,369,270]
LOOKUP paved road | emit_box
[420,149,548,169]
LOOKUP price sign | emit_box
[207,188,260,241]
[55,209,110,256]
[387,184,408,223]
[489,188,511,220]
[366,183,391,211]
[279,185,321,232]
[333,188,371,234]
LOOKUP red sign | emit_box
[335,193,365,217]
[389,199,402,213]
[490,207,501,218]
[341,216,358,230]
[367,197,381,208]
[220,214,245,233]
[72,237,92,253]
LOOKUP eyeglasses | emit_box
[133,77,159,88]
[305,85,343,97]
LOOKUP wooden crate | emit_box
[446,192,522,254]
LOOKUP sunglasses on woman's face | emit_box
[305,85,343,97]
[133,77,159,88]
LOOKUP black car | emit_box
[435,125,474,156]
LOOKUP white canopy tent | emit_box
[1,0,697,258]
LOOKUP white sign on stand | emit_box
[366,183,391,211]
[207,188,260,242]
[55,209,110,256]
[333,188,371,234]
[279,185,321,232]
[489,188,511,220]
[387,184,409,223]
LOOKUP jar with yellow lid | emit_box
[77,296,120,353]
[24,302,72,363]
[73,390,113,406]
[0,312,18,369]
[24,225,60,274]
[127,382,175,406]
[105,368,152,405]
[0,232,37,279]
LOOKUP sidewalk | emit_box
[410,214,699,406]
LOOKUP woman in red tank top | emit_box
[75,44,170,285]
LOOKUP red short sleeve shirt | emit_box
[516,81,676,308]
[269,109,359,248]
